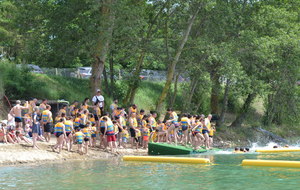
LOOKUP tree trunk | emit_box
[184,76,198,112]
[103,65,110,96]
[90,0,115,94]
[230,93,256,127]
[156,6,201,114]
[123,51,145,105]
[217,79,231,127]
[109,50,115,98]
[210,71,221,114]
[170,73,179,108]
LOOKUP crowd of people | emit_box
[0,89,216,154]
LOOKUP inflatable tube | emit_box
[256,148,300,153]
[242,159,300,168]
[123,156,210,164]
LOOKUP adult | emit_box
[32,107,41,149]
[9,100,29,130]
[92,89,105,115]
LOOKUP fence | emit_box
[41,67,190,82]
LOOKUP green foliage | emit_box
[1,0,299,129]
[0,61,90,101]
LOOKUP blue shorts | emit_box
[122,137,127,143]
[77,140,83,144]
[182,126,188,131]
[32,124,41,134]
[91,134,97,138]
[202,130,209,134]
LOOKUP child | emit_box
[113,120,121,148]
[64,117,74,151]
[52,118,66,154]
[82,123,91,154]
[103,117,116,152]
[208,124,216,149]
[120,126,129,148]
[75,128,84,155]
[157,120,166,143]
[142,125,150,149]
[90,123,97,148]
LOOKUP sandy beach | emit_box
[0,138,147,166]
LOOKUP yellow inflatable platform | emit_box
[255,148,300,153]
[242,159,300,168]
[123,156,210,164]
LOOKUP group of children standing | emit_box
[2,98,216,155]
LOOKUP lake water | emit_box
[1,151,300,190]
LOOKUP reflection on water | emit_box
[1,153,300,190]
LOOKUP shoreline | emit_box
[0,137,237,167]
[0,139,148,166]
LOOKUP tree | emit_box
[156,1,202,113]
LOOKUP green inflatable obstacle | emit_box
[148,143,220,155]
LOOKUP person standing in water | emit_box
[9,100,29,130]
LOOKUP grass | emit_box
[34,74,90,102]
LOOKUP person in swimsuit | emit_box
[74,128,84,155]
[103,117,116,152]
[41,105,53,142]
[141,125,150,149]
[129,113,139,149]
[192,117,205,149]
[64,117,74,151]
[9,100,29,130]
[0,121,8,144]
[180,113,190,146]
[166,109,179,144]
[52,118,66,154]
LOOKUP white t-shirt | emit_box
[92,95,104,108]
